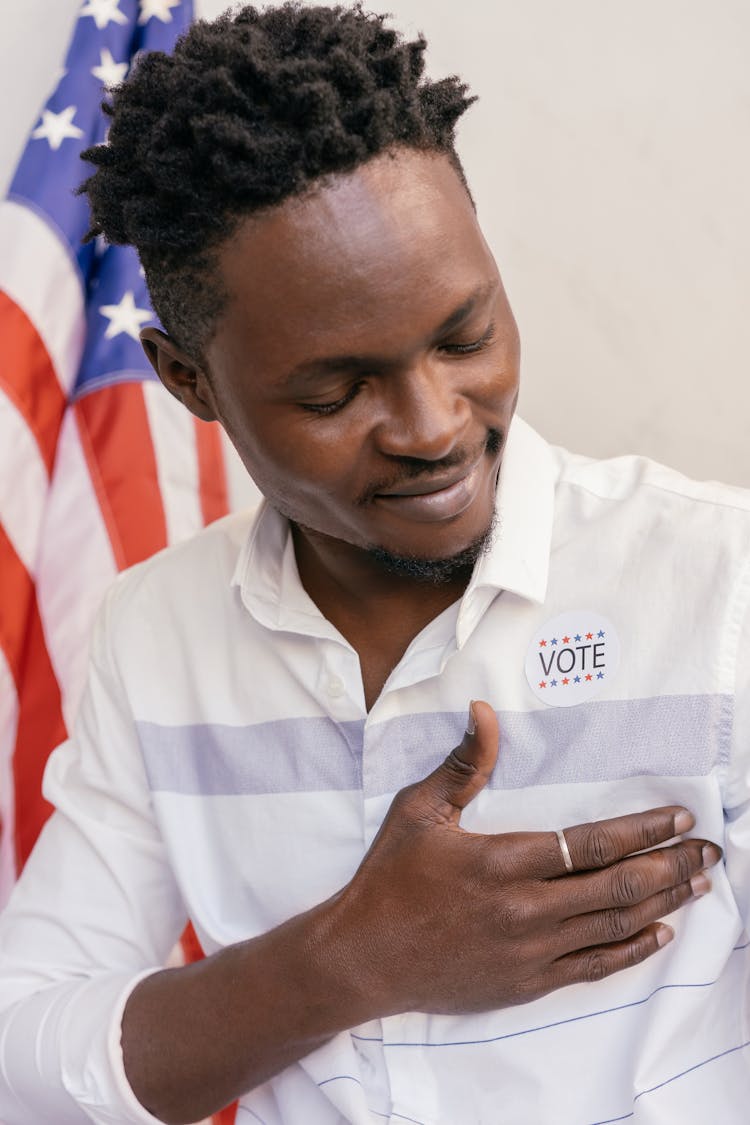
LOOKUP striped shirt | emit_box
[1,417,749,1124]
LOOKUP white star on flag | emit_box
[91,48,129,88]
[99,291,152,341]
[138,0,181,24]
[79,0,128,30]
[31,106,84,151]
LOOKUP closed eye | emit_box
[300,380,365,416]
[441,321,496,355]
[300,320,496,415]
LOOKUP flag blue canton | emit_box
[8,0,194,399]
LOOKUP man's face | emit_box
[202,148,520,568]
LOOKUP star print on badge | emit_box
[31,106,84,151]
[139,0,182,24]
[80,0,129,30]
[525,611,620,708]
[91,47,129,88]
[99,291,152,341]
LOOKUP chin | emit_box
[366,512,497,585]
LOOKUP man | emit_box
[0,5,747,1124]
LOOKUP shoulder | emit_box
[102,503,262,638]
[549,439,750,543]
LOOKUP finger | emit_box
[410,700,499,824]
[549,922,674,989]
[556,840,722,915]
[557,875,707,953]
[540,806,696,877]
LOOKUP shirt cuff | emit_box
[0,969,165,1125]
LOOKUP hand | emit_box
[338,700,720,1016]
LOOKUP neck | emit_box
[291,523,471,623]
[292,525,471,709]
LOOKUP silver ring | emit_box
[556,828,574,873]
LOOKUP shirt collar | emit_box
[231,497,342,639]
[467,415,556,604]
[232,415,558,635]
[452,416,557,647]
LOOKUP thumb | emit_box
[416,700,500,824]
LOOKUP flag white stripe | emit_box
[142,379,203,546]
[0,395,49,574]
[35,409,118,730]
[0,201,84,395]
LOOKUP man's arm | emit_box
[121,701,717,1124]
[0,611,717,1125]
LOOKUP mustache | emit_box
[356,428,503,506]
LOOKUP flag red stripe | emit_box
[194,419,230,526]
[0,524,63,869]
[0,523,33,688]
[75,385,168,569]
[215,1103,238,1124]
[0,291,66,476]
[12,625,64,871]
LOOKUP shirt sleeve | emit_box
[721,556,750,930]
[0,580,187,1125]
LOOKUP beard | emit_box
[365,510,498,585]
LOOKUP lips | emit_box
[373,457,487,523]
[377,459,481,498]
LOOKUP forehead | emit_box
[206,149,498,375]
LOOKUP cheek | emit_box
[229,412,365,501]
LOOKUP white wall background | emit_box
[3,0,748,485]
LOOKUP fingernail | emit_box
[674,809,694,834]
[656,924,674,947]
[466,701,476,736]
[702,843,722,867]
[690,872,711,897]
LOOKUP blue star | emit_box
[597,630,605,638]
[574,675,581,683]
[550,679,558,687]
[597,671,604,679]
[550,637,558,646]
[574,634,582,642]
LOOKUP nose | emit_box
[374,360,472,463]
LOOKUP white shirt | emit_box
[1,417,750,1125]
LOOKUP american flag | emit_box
[0,3,252,1118]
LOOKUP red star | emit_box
[562,635,570,644]
[585,673,593,681]
[539,681,547,689]
[586,632,593,640]
[539,640,547,647]
[562,677,570,685]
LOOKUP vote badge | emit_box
[525,611,620,707]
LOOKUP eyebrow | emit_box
[283,280,497,386]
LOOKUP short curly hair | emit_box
[80,3,476,360]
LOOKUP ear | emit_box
[140,327,218,423]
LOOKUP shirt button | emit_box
[326,675,346,698]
